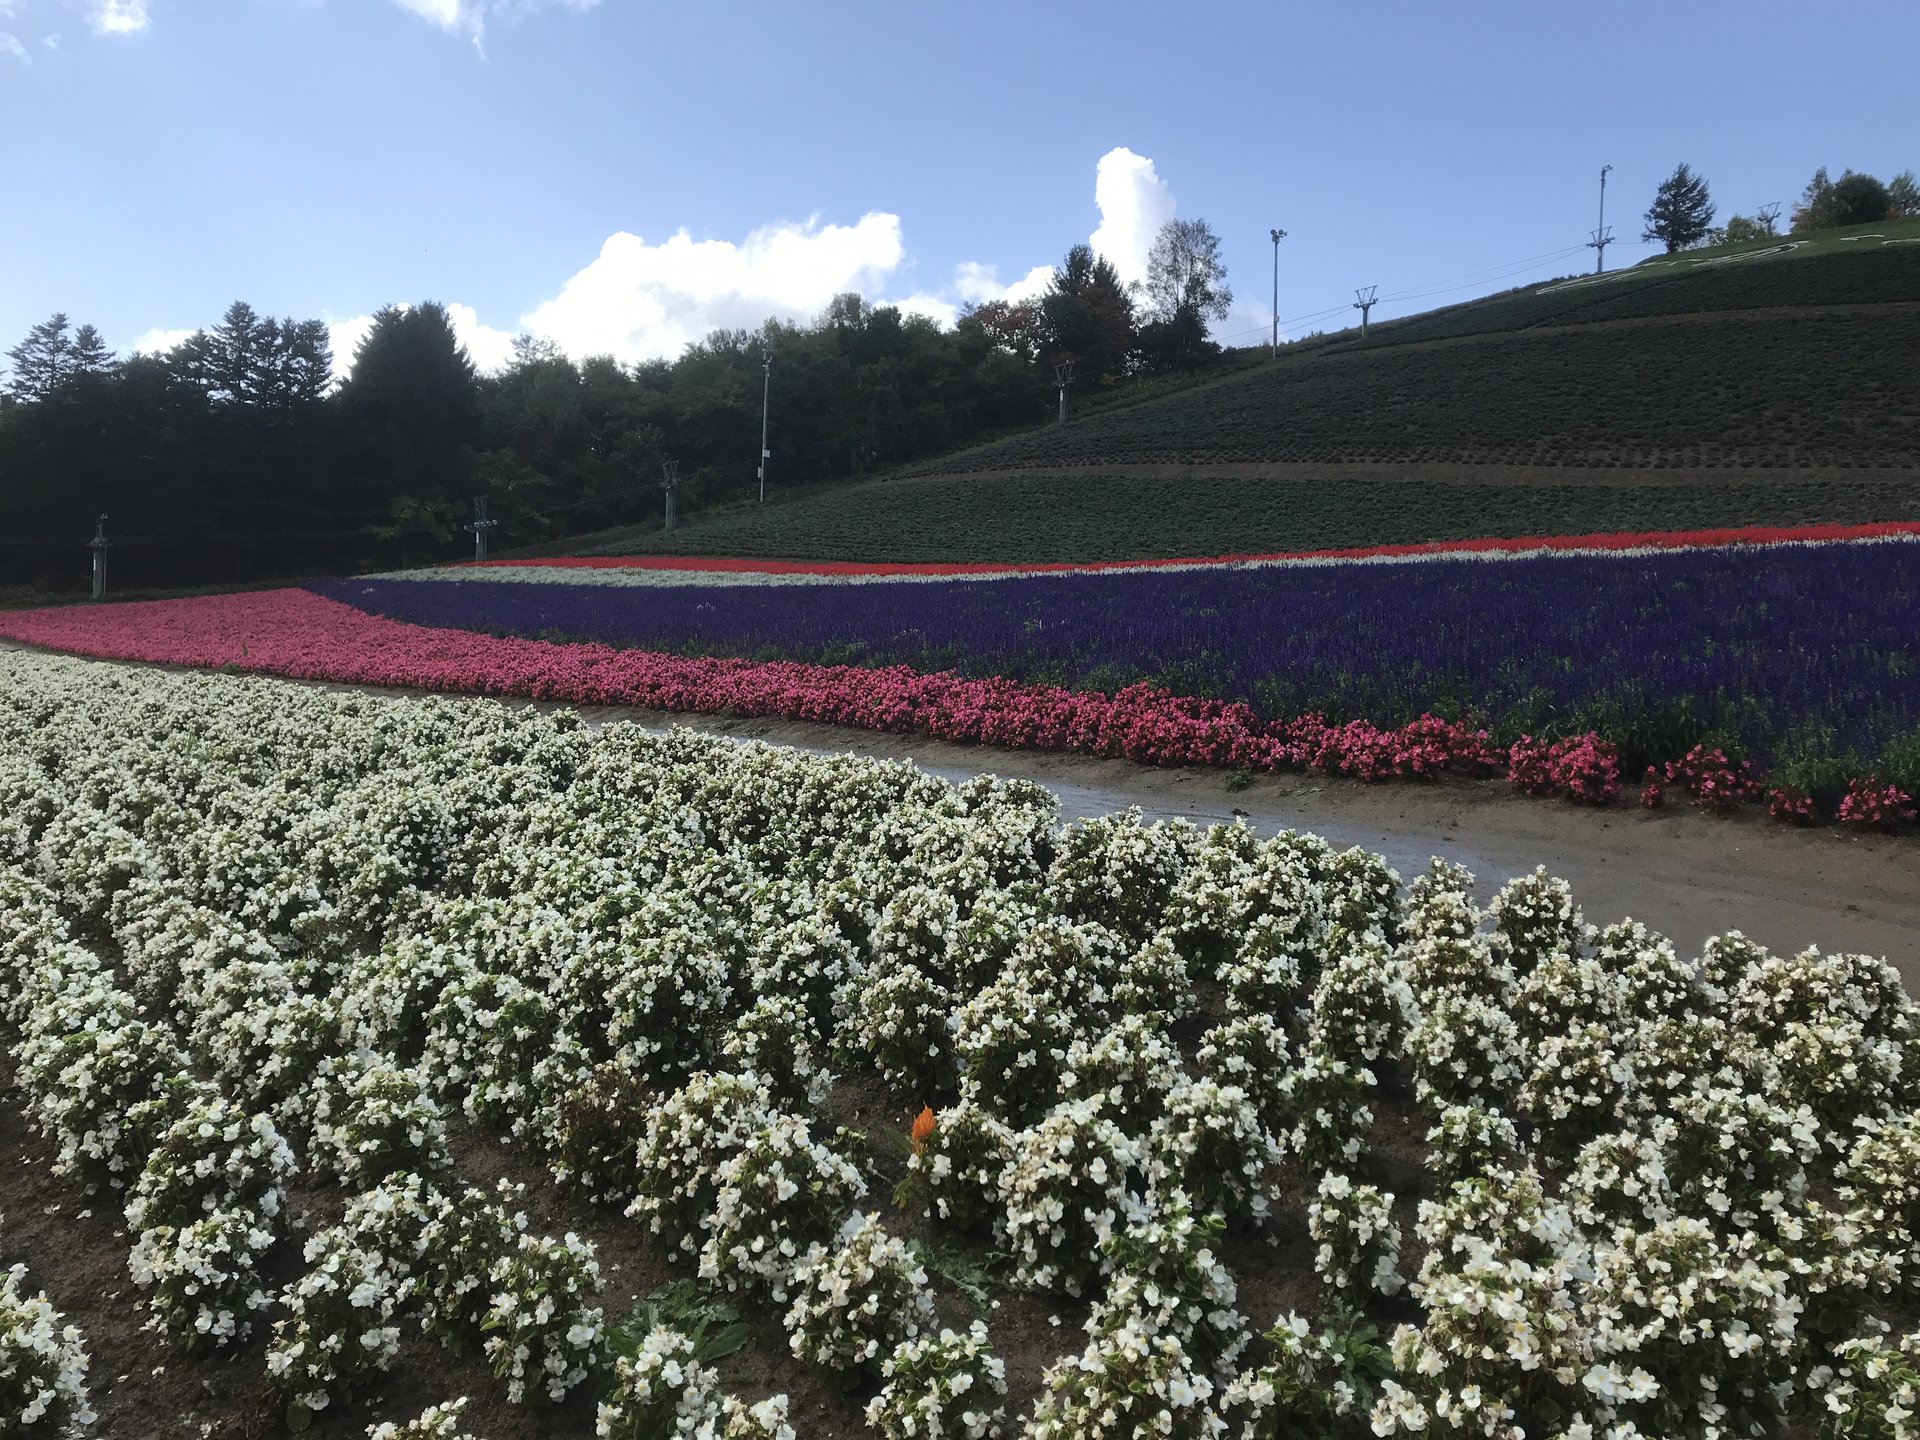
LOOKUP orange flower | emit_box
[910,1105,937,1155]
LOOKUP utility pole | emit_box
[660,459,680,532]
[1353,286,1378,338]
[1588,164,1615,273]
[87,514,109,601]
[1758,201,1784,236]
[465,496,497,563]
[1269,228,1287,355]
[1053,358,1076,424]
[757,350,772,504]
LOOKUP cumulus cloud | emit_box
[390,0,598,48]
[521,213,909,365]
[319,303,515,381]
[43,31,59,48]
[89,0,148,35]
[1088,146,1176,288]
[326,314,377,376]
[444,302,517,372]
[129,326,197,356]
[315,146,1201,378]
[953,260,1053,307]
[1,31,27,62]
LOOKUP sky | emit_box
[2,0,1915,378]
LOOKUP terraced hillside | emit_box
[554,236,1920,563]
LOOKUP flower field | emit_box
[344,525,1919,823]
[4,526,1919,829]
[3,650,1920,1438]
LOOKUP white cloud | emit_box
[315,146,1196,378]
[90,0,149,35]
[445,302,517,372]
[953,260,1052,307]
[129,326,197,356]
[321,303,520,381]
[0,31,27,62]
[390,0,598,48]
[887,293,959,328]
[521,213,909,365]
[326,313,377,377]
[1088,146,1176,288]
[43,31,59,48]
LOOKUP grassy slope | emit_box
[533,238,1920,563]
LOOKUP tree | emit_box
[262,319,334,406]
[1830,171,1893,227]
[68,325,115,377]
[1717,213,1776,246]
[5,313,76,401]
[335,302,481,542]
[1141,219,1232,371]
[1791,168,1837,232]
[1642,164,1716,252]
[957,299,1045,367]
[1040,244,1136,381]
[1890,170,1920,219]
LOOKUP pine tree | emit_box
[1890,170,1920,219]
[1791,167,1837,233]
[1041,243,1137,380]
[1642,164,1716,253]
[4,313,75,401]
[68,325,116,376]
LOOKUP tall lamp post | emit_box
[757,349,771,503]
[1269,228,1287,355]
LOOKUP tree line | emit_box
[0,219,1235,593]
[1642,162,1919,252]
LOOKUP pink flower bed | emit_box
[0,588,1610,800]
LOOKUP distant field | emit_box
[1307,239,1920,351]
[568,475,1920,563]
[905,310,1917,476]
[532,237,1919,565]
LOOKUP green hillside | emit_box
[541,236,1920,563]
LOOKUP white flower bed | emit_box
[0,651,1917,1438]
[864,1320,1008,1439]
[783,1212,935,1373]
[0,1263,95,1437]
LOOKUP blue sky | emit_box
[2,0,1914,374]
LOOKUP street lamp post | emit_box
[1269,228,1287,355]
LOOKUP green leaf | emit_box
[286,1401,312,1434]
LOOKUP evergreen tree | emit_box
[4,313,76,401]
[1890,170,1920,218]
[1040,244,1137,381]
[1643,164,1716,252]
[336,302,481,540]
[263,318,334,406]
[67,325,116,376]
[1791,167,1838,232]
